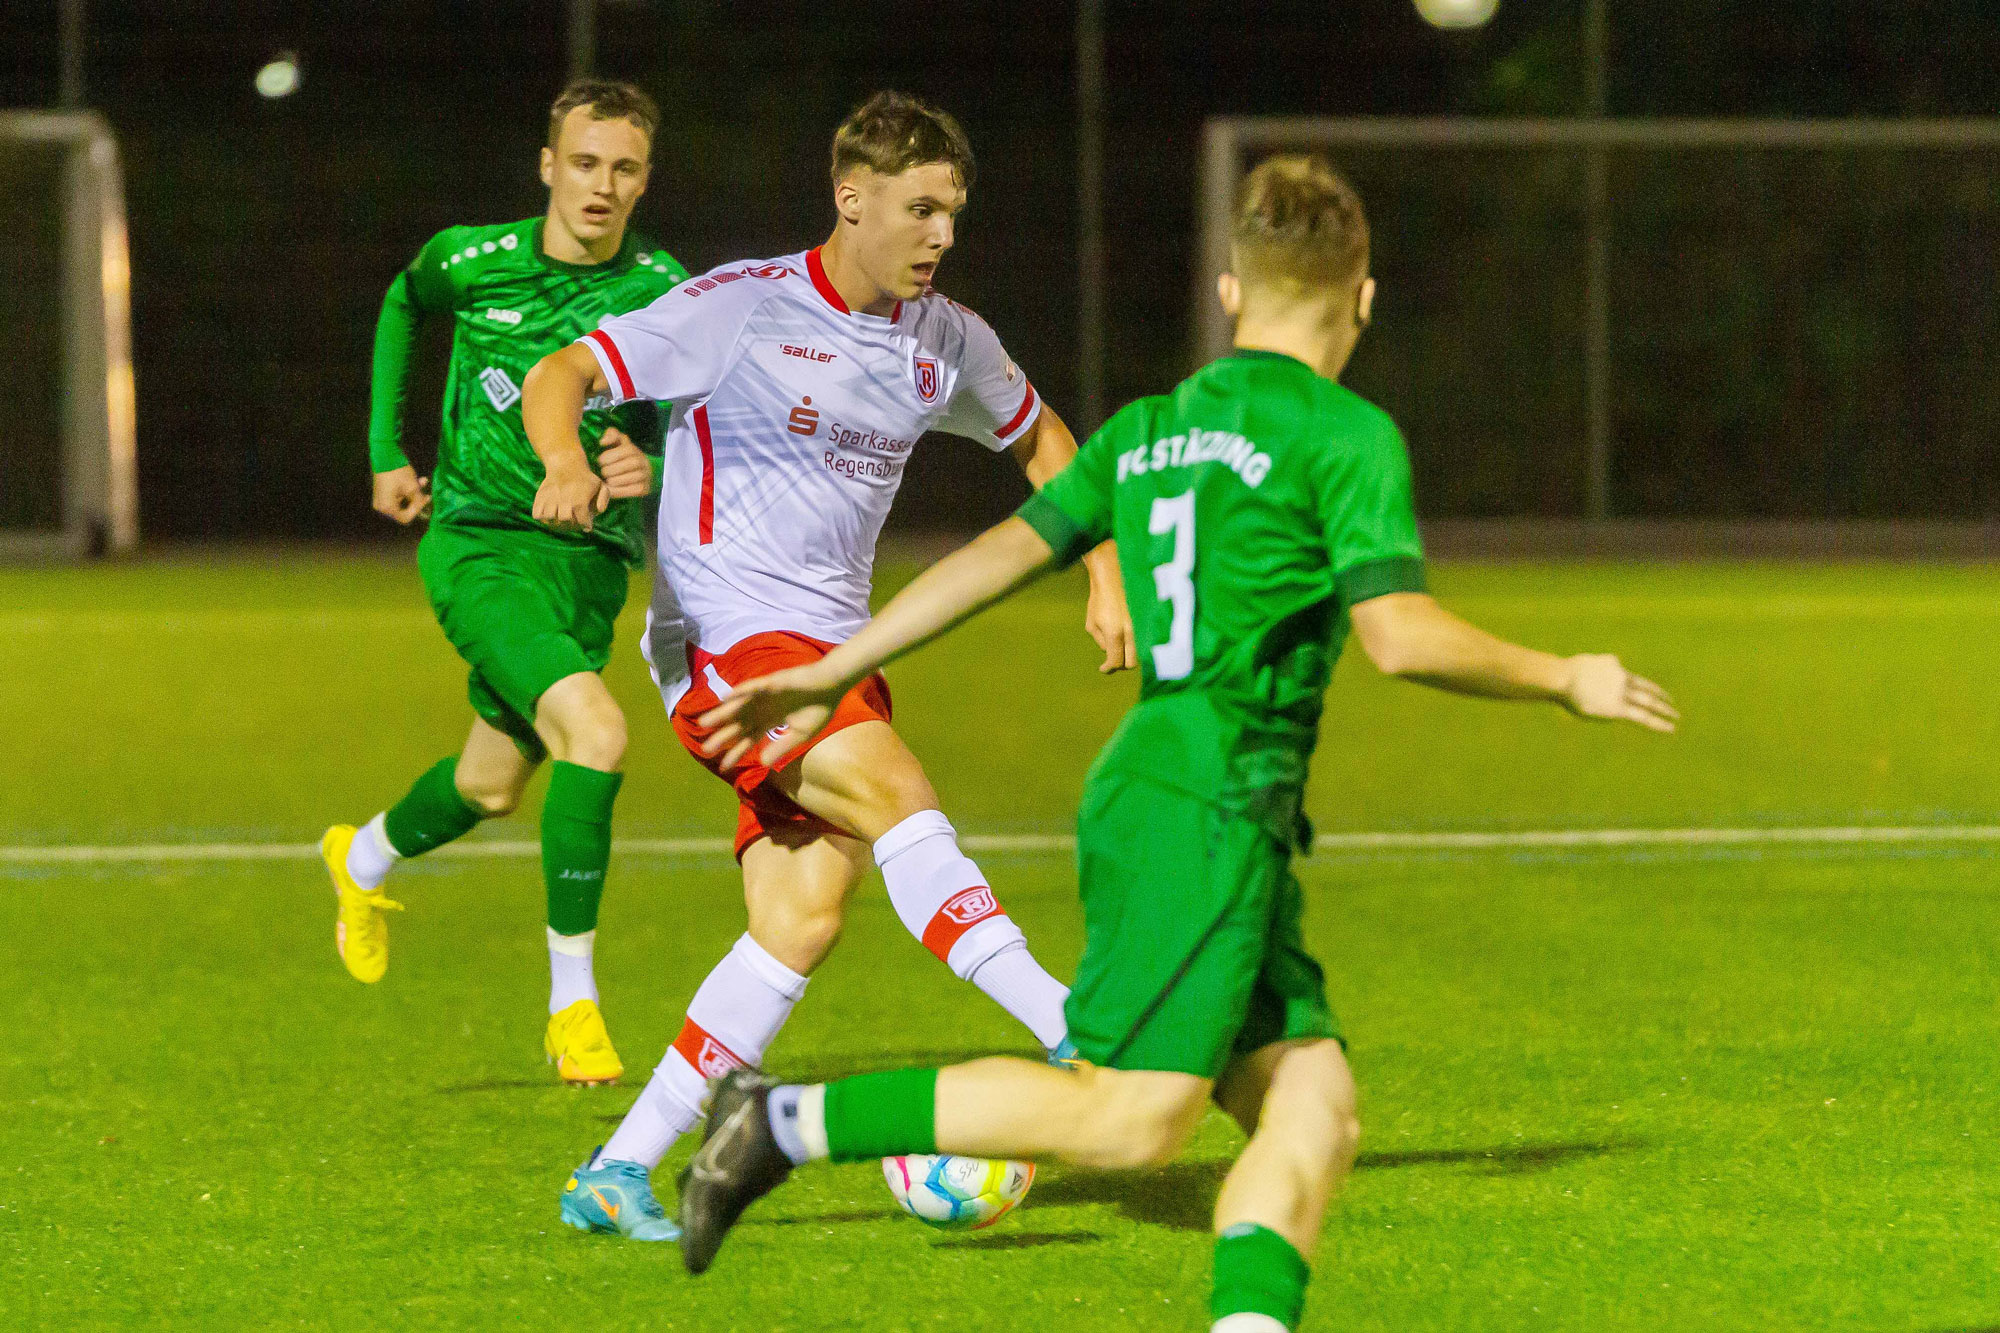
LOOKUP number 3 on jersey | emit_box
[1148,492,1196,680]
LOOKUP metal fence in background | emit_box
[1198,118,2000,521]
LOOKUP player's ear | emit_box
[540,146,556,190]
[1217,271,1242,319]
[1355,276,1376,330]
[834,173,865,227]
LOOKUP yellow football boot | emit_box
[321,824,403,985]
[546,998,624,1086]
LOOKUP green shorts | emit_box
[1062,771,1340,1079]
[416,522,630,761]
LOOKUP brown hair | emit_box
[830,91,975,190]
[547,79,659,150]
[1232,155,1370,293]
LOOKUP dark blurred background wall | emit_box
[2,1,1997,540]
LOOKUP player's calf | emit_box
[1205,1040,1359,1331]
[1028,1063,1210,1170]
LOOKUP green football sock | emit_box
[1211,1223,1310,1330]
[382,758,484,858]
[824,1069,939,1162]
[541,761,622,937]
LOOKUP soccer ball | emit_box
[882,1154,1035,1229]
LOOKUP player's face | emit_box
[540,109,652,247]
[848,163,966,300]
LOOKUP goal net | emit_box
[0,111,136,557]
[1196,118,2000,520]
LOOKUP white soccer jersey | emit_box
[578,247,1042,703]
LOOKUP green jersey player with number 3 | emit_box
[321,81,687,1086]
[674,156,1679,1329]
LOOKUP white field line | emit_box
[5,825,2000,866]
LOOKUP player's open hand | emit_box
[371,466,432,525]
[1085,577,1137,674]
[1562,654,1679,733]
[697,668,847,770]
[596,429,654,500]
[534,457,611,533]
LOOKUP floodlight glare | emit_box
[1413,0,1499,29]
[255,53,301,99]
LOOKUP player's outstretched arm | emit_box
[699,517,1061,768]
[1349,592,1679,732]
[367,273,433,525]
[1008,406,1135,673]
[522,343,612,532]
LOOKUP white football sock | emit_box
[547,928,598,1014]
[600,933,808,1169]
[345,813,398,890]
[1212,1315,1289,1333]
[874,810,1071,1049]
[969,942,1071,1051]
[766,1083,828,1165]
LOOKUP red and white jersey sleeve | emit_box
[577,264,773,405]
[932,304,1042,451]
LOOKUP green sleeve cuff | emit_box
[1016,491,1096,568]
[368,439,411,473]
[646,452,663,496]
[1335,555,1427,606]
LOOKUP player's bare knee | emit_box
[750,900,844,975]
[576,705,628,770]
[791,905,843,965]
[1266,1041,1360,1164]
[456,783,519,818]
[545,699,627,770]
[854,765,937,827]
[1077,1071,1206,1168]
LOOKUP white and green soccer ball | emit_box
[882,1154,1035,1229]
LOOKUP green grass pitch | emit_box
[3,550,1998,1329]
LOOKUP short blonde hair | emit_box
[1231,155,1369,295]
[547,80,658,151]
[831,91,975,190]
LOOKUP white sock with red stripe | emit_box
[599,933,808,1169]
[875,810,1071,1050]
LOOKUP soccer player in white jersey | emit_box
[520,92,1135,1242]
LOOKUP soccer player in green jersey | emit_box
[670,156,1679,1325]
[320,81,690,1086]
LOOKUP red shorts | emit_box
[669,631,894,858]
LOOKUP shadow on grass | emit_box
[1358,1137,1647,1177]
[776,1049,1043,1083]
[757,1209,899,1227]
[435,1050,1039,1097]
[1031,1162,1225,1232]
[1928,1326,2000,1332]
[932,1231,1103,1250]
[1030,1138,1645,1232]
[436,1078,565,1094]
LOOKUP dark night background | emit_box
[2,1,1998,540]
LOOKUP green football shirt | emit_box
[1018,349,1426,835]
[367,218,689,565]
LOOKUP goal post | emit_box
[0,110,137,558]
[1197,117,2000,521]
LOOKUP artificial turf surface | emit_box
[2,549,1997,1329]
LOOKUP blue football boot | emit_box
[561,1149,681,1242]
